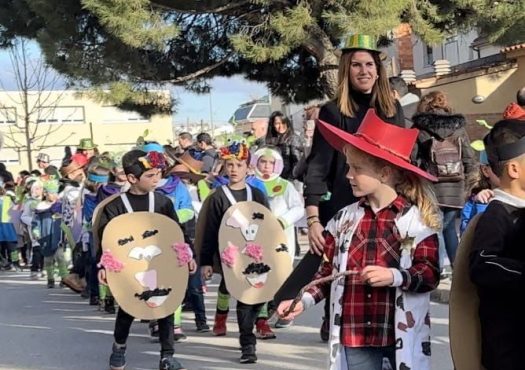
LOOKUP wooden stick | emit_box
[282,270,359,317]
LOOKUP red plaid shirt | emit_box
[306,196,439,347]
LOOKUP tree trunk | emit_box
[302,24,340,100]
[23,90,33,171]
[318,54,339,100]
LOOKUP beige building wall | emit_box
[415,50,525,140]
[0,90,173,173]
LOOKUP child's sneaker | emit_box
[159,356,185,370]
[275,318,293,329]
[320,317,329,342]
[255,318,276,339]
[47,279,55,289]
[240,345,257,364]
[109,343,126,370]
[173,326,187,342]
[105,297,116,314]
[30,271,39,280]
[89,296,99,306]
[212,312,227,336]
[196,321,210,333]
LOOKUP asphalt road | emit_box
[0,270,453,370]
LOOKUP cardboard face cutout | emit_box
[101,212,189,319]
[449,215,484,370]
[218,201,292,304]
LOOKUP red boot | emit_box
[213,312,228,336]
[256,318,276,340]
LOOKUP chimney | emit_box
[393,24,414,71]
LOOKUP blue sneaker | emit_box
[109,343,126,370]
[159,357,185,370]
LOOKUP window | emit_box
[101,106,149,123]
[0,148,20,165]
[36,106,85,124]
[424,45,434,66]
[0,107,17,125]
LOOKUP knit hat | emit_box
[36,153,50,163]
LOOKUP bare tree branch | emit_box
[165,53,232,83]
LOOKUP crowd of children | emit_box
[1,95,522,370]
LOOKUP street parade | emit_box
[1,2,524,370]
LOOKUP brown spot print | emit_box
[424,312,431,326]
[406,311,415,328]
[397,322,408,332]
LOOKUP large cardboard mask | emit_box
[218,201,292,305]
[101,212,189,320]
[449,215,485,370]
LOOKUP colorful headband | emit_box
[143,142,165,154]
[219,142,250,161]
[88,173,110,183]
[138,151,167,170]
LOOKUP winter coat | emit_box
[266,133,304,181]
[413,112,477,209]
[32,201,62,257]
[304,94,405,224]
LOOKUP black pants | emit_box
[114,307,174,357]
[218,278,263,348]
[30,246,44,272]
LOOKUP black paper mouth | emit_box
[135,288,172,301]
[242,263,271,275]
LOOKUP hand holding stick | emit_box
[282,270,359,317]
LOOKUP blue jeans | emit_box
[441,207,459,266]
[187,267,207,324]
[344,346,395,370]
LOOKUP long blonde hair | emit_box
[336,51,396,118]
[394,170,442,230]
[344,144,441,230]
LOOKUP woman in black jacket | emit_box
[300,35,405,342]
[413,91,476,267]
[265,111,304,181]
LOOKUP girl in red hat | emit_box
[278,109,440,370]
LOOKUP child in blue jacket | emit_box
[460,151,500,234]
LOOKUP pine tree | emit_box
[0,0,523,113]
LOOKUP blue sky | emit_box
[0,42,268,126]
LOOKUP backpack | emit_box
[428,133,464,182]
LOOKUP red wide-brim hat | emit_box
[316,109,437,182]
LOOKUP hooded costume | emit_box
[251,147,304,262]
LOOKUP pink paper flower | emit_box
[220,242,239,268]
[172,242,193,267]
[99,250,124,272]
[242,243,263,263]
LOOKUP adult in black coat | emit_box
[282,36,404,341]
[265,111,304,181]
[413,91,477,266]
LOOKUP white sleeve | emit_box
[278,183,305,228]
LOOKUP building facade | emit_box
[0,90,174,172]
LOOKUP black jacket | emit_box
[470,200,525,370]
[266,133,304,181]
[413,112,477,208]
[304,93,405,224]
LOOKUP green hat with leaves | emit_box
[78,138,98,150]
